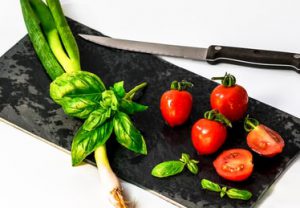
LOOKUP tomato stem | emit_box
[212,72,236,87]
[244,115,260,132]
[170,80,193,91]
[204,109,232,128]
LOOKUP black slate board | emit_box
[1,18,300,208]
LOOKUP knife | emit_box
[79,34,300,73]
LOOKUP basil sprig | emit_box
[151,153,199,178]
[201,179,252,200]
[50,71,148,166]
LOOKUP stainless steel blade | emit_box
[78,34,208,61]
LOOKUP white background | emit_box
[1,0,300,207]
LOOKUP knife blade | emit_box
[79,34,300,73]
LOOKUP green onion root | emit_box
[95,145,128,208]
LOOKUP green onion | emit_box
[46,0,81,73]
[20,0,64,80]
[30,0,79,73]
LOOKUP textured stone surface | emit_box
[0,19,300,208]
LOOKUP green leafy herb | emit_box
[179,153,199,175]
[50,71,105,104]
[201,179,252,201]
[187,162,199,175]
[119,99,148,115]
[152,153,199,178]
[201,179,221,192]
[50,72,148,163]
[151,161,185,178]
[220,187,227,198]
[83,108,111,131]
[113,111,147,154]
[71,120,113,166]
[112,81,126,98]
[226,188,252,200]
[100,90,119,110]
[60,97,100,119]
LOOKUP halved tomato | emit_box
[213,149,253,182]
[247,124,285,157]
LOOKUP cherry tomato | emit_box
[244,116,285,157]
[213,149,254,182]
[210,73,248,121]
[191,110,231,155]
[160,81,193,127]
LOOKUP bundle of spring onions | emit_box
[20,1,148,207]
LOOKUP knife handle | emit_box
[206,45,300,73]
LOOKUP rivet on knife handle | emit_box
[206,45,300,73]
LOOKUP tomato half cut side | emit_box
[247,124,285,157]
[213,149,254,182]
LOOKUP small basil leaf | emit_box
[226,188,252,200]
[71,120,113,166]
[83,108,111,131]
[151,161,185,178]
[187,162,199,175]
[100,90,119,111]
[220,187,227,198]
[113,81,126,98]
[119,99,148,115]
[191,159,199,164]
[113,111,147,154]
[179,153,190,163]
[50,71,105,104]
[201,179,222,192]
[60,96,100,119]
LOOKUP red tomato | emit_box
[210,84,248,121]
[191,118,227,155]
[247,124,285,157]
[213,149,254,182]
[160,90,192,127]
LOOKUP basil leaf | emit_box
[71,120,113,166]
[187,162,199,175]
[113,111,147,154]
[100,90,119,111]
[119,99,148,115]
[60,96,100,119]
[226,188,252,200]
[83,108,111,131]
[113,81,126,98]
[151,161,185,178]
[220,187,227,198]
[201,179,222,192]
[50,71,105,105]
[179,153,190,163]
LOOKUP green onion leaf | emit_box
[46,0,81,73]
